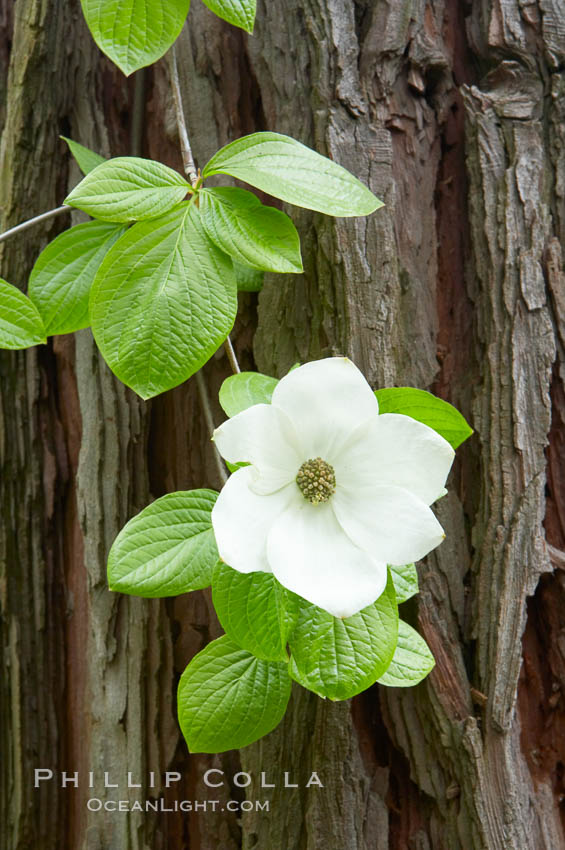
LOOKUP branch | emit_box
[130,68,147,157]
[167,46,199,188]
[167,45,238,485]
[0,205,69,244]
[1,66,146,245]
[223,335,241,374]
[167,43,242,380]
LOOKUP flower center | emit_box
[296,457,336,505]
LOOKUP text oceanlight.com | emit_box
[86,798,270,813]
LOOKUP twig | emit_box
[130,68,147,157]
[0,205,69,244]
[196,371,228,485]
[223,336,241,374]
[167,48,232,481]
[167,42,243,383]
[1,70,145,244]
[167,46,198,187]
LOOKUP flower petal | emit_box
[271,357,379,459]
[213,403,302,493]
[333,482,445,566]
[266,500,387,618]
[212,467,298,573]
[335,413,455,505]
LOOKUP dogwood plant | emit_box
[212,357,454,618]
[0,134,382,398]
[0,0,473,756]
[106,359,472,753]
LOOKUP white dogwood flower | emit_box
[211,357,454,618]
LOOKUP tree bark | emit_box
[1,0,565,848]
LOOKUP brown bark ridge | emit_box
[1,0,565,848]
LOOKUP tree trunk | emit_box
[1,0,565,848]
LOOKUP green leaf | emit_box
[200,187,303,273]
[0,279,46,349]
[219,371,278,417]
[201,0,255,31]
[61,136,106,175]
[64,157,190,222]
[234,261,264,292]
[212,562,299,661]
[389,562,418,604]
[203,132,383,217]
[288,574,398,700]
[178,635,291,753]
[375,387,473,450]
[28,220,126,335]
[225,460,249,474]
[377,620,435,688]
[80,0,191,75]
[108,490,219,597]
[90,203,237,399]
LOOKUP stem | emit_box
[0,206,69,244]
[130,68,147,157]
[167,44,243,379]
[167,48,233,481]
[167,46,199,188]
[224,336,241,374]
[196,371,228,485]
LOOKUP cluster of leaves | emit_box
[81,0,257,75]
[107,374,473,753]
[0,133,382,399]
